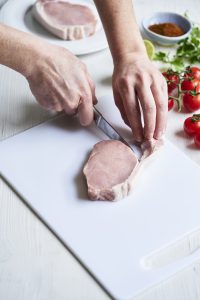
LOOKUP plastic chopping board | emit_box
[1,95,200,300]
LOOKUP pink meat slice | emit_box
[83,140,139,201]
[83,138,163,201]
[32,0,97,40]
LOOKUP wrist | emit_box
[0,24,48,78]
[111,35,148,66]
[113,50,148,67]
[16,39,48,78]
[20,48,40,78]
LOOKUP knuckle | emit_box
[67,100,77,111]
[41,96,57,109]
[144,133,154,140]
[136,72,149,83]
[118,75,132,89]
[81,91,91,102]
[67,88,78,98]
[144,103,156,114]
[156,100,167,111]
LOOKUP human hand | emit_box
[26,45,96,126]
[112,53,168,142]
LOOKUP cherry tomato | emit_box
[183,93,200,112]
[168,98,174,111]
[181,78,200,92]
[162,71,179,93]
[194,133,200,148]
[185,66,200,80]
[184,115,200,136]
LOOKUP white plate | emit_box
[0,0,108,55]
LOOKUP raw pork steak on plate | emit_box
[32,0,97,40]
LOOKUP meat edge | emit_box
[83,139,164,202]
[83,150,140,202]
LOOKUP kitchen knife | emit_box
[93,107,142,161]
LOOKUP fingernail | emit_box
[144,133,154,140]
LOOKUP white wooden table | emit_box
[1,1,200,299]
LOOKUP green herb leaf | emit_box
[170,57,184,69]
[153,51,168,62]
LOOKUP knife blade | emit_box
[93,107,142,161]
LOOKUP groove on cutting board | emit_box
[142,229,200,270]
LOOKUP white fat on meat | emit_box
[83,138,163,202]
[32,0,97,40]
[141,138,164,160]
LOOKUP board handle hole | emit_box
[141,229,200,270]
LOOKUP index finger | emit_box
[78,82,94,126]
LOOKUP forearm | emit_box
[0,23,44,77]
[94,0,146,62]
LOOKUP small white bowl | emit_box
[142,12,192,45]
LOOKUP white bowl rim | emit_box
[142,11,192,41]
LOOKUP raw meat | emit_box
[32,0,97,40]
[83,140,139,201]
[141,139,164,160]
[83,138,163,201]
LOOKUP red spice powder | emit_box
[148,22,184,37]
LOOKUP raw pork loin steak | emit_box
[83,138,163,201]
[32,0,97,40]
[83,140,139,202]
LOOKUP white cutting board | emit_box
[1,95,200,300]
